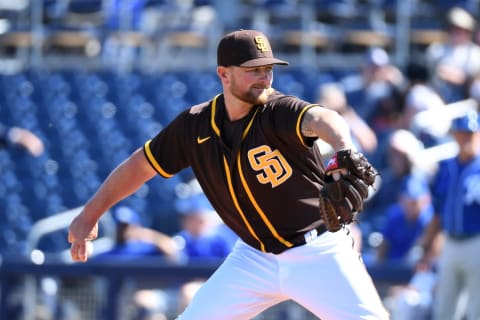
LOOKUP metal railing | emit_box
[0,255,413,320]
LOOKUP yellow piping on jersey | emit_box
[215,93,291,250]
[242,107,260,140]
[238,108,293,248]
[296,104,318,148]
[223,156,266,252]
[237,152,294,248]
[211,93,260,140]
[210,94,221,137]
[144,140,174,178]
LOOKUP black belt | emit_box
[290,224,327,248]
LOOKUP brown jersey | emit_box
[144,91,327,253]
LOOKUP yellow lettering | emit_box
[248,145,292,188]
[254,36,269,52]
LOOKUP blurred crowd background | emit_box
[1,0,480,319]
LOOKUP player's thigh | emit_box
[177,241,286,320]
[284,231,389,319]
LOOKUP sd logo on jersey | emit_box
[248,145,292,188]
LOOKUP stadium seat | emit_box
[0,149,15,171]
[42,0,104,57]
[0,169,21,193]
[4,193,32,230]
[290,68,337,101]
[44,193,68,216]
[273,72,306,100]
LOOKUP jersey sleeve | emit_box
[143,111,190,178]
[270,95,318,148]
[430,160,449,215]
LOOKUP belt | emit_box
[290,224,327,248]
[448,233,479,241]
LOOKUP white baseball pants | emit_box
[177,228,389,319]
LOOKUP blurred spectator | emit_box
[425,6,480,103]
[93,206,179,320]
[342,47,405,173]
[363,47,404,88]
[469,74,480,109]
[93,196,236,319]
[94,206,178,261]
[0,122,44,319]
[368,84,405,145]
[375,175,434,264]
[383,269,437,320]
[0,123,44,156]
[316,82,378,156]
[343,47,404,128]
[173,192,237,315]
[105,0,149,31]
[173,193,237,262]
[419,110,480,320]
[401,62,450,148]
[315,82,379,253]
[365,129,427,221]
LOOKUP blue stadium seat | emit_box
[289,68,337,102]
[4,193,31,226]
[40,72,72,97]
[0,227,27,255]
[134,119,164,143]
[68,0,103,14]
[274,72,306,100]
[182,71,221,103]
[2,66,401,250]
[104,0,150,31]
[0,150,15,171]
[60,128,91,157]
[37,230,71,253]
[152,95,189,124]
[1,73,35,102]
[45,96,79,123]
[67,71,108,101]
[44,193,68,216]
[152,73,189,103]
[5,95,38,123]
[0,170,22,194]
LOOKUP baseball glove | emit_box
[319,149,378,232]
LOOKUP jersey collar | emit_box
[210,94,260,142]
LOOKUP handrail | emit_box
[25,206,116,258]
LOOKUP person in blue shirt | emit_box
[364,129,427,229]
[94,206,178,260]
[173,193,237,262]
[376,175,434,264]
[419,110,480,320]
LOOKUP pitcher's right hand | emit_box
[68,214,98,262]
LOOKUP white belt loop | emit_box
[304,228,318,243]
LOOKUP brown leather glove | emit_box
[319,149,378,232]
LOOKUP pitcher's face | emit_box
[227,65,274,105]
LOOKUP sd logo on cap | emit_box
[217,30,288,67]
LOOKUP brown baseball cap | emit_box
[217,30,288,67]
